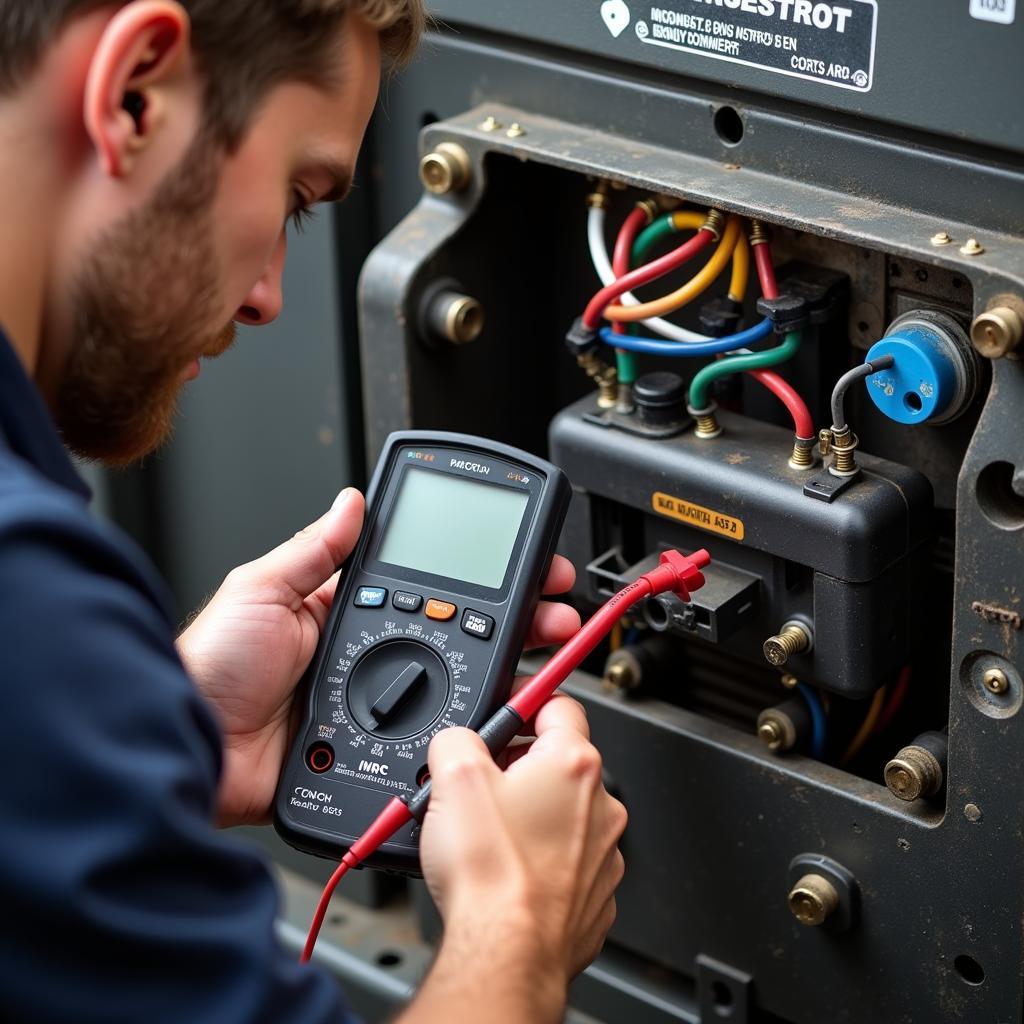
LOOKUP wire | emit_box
[583,228,716,329]
[599,319,772,357]
[753,241,779,300]
[840,686,887,766]
[729,232,750,303]
[830,355,895,430]
[876,666,911,734]
[688,332,802,411]
[795,683,827,760]
[610,208,649,386]
[632,211,709,264]
[746,369,815,439]
[586,205,616,286]
[604,217,742,323]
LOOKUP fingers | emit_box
[532,692,590,740]
[524,601,581,650]
[427,726,499,787]
[235,489,365,606]
[541,555,576,596]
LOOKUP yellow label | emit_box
[651,492,745,541]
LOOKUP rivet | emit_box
[930,231,953,246]
[479,115,502,132]
[959,238,985,256]
[506,122,526,138]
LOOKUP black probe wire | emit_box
[830,355,895,430]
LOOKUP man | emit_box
[0,2,627,1022]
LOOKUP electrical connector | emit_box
[755,293,811,333]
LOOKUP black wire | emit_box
[831,355,895,430]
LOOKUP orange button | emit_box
[425,599,457,621]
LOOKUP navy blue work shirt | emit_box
[0,329,358,1023]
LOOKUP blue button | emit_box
[354,586,387,608]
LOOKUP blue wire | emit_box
[795,682,827,760]
[599,318,773,357]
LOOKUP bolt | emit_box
[930,231,953,247]
[884,745,943,801]
[983,667,1009,694]
[828,427,859,478]
[419,142,472,195]
[971,307,1024,359]
[758,719,785,749]
[788,874,839,927]
[479,115,502,132]
[959,238,985,256]
[605,661,637,691]
[763,621,812,667]
[506,122,526,138]
[757,708,797,752]
[688,403,722,439]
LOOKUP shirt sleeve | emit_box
[0,489,360,1024]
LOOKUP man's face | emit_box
[57,16,381,465]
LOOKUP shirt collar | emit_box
[0,328,91,501]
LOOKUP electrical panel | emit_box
[350,6,1024,1021]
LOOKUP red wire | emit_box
[747,369,814,439]
[611,208,647,340]
[876,666,912,734]
[754,242,779,300]
[583,228,715,329]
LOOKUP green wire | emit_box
[688,332,802,411]
[616,348,638,385]
[632,214,678,266]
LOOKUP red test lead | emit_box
[299,547,711,963]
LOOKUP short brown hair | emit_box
[0,0,425,146]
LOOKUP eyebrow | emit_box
[319,160,355,204]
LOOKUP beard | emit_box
[56,130,238,466]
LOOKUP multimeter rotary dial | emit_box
[345,638,450,740]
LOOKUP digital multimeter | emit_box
[274,431,571,873]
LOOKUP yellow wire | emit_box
[605,215,743,322]
[670,211,707,231]
[729,231,750,301]
[609,621,623,652]
[839,686,887,766]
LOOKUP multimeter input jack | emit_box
[306,743,335,775]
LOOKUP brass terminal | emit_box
[604,650,643,692]
[788,874,839,927]
[636,197,661,224]
[983,667,1010,694]
[419,142,472,195]
[587,180,612,210]
[687,403,722,439]
[884,745,944,801]
[828,426,860,478]
[789,436,817,471]
[757,709,797,752]
[748,220,771,247]
[763,621,812,667]
[971,306,1024,360]
[577,352,619,409]
[702,208,726,242]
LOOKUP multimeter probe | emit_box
[300,547,711,962]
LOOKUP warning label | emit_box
[630,0,877,92]
[652,491,745,541]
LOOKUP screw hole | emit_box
[713,106,744,146]
[915,268,929,282]
[377,951,403,968]
[954,954,985,986]
[711,981,735,1016]
[904,391,923,412]
[857,320,870,333]
[976,461,1024,531]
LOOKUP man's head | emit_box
[0,1,424,464]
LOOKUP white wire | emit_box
[586,205,712,344]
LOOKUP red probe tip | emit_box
[657,548,711,597]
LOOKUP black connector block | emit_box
[565,316,599,357]
[698,296,744,338]
[755,293,811,333]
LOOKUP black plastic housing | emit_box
[550,398,932,698]
[274,431,570,872]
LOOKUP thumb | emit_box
[240,488,365,603]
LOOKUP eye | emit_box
[289,190,316,233]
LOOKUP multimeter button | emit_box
[425,599,457,621]
[460,609,495,640]
[392,591,423,612]
[354,586,388,608]
[370,661,427,724]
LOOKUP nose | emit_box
[236,232,287,326]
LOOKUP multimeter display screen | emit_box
[377,467,530,588]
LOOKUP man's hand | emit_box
[176,488,581,827]
[403,697,627,1024]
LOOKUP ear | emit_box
[83,1,192,178]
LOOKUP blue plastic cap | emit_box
[864,326,959,424]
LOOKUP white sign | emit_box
[970,0,1015,23]
[601,0,631,37]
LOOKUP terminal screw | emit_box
[749,219,770,247]
[788,874,839,927]
[763,621,812,667]
[983,667,1010,694]
[702,208,726,242]
[688,402,722,439]
[789,436,817,470]
[971,306,1023,360]
[828,426,860,478]
[419,142,472,195]
[884,745,944,801]
[577,351,619,409]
